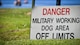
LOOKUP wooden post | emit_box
[56,0,61,5]
[32,0,35,8]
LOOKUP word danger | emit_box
[43,8,70,15]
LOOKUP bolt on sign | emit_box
[30,6,80,40]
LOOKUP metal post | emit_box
[56,0,61,5]
[32,0,35,8]
[0,0,2,6]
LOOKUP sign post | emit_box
[56,0,61,5]
[0,0,2,6]
[32,0,35,8]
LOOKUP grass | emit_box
[4,39,80,45]
[0,8,80,45]
[0,8,30,41]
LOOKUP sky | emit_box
[0,0,80,8]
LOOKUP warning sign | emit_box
[30,6,80,40]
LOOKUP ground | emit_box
[0,8,80,45]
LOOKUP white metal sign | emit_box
[30,6,80,40]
